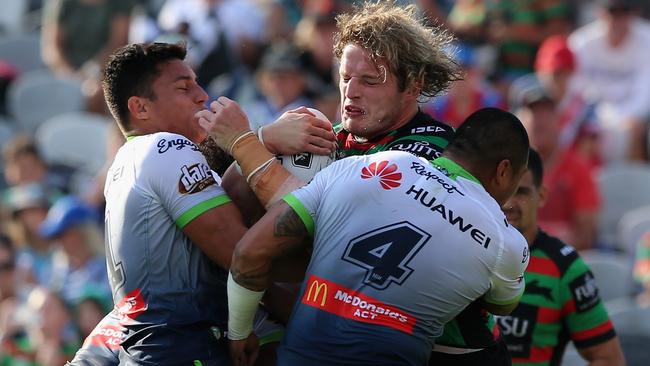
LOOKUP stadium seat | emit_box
[580,250,635,302]
[617,205,650,255]
[35,111,111,181]
[597,164,650,249]
[0,0,28,35]
[0,32,43,73]
[7,70,84,133]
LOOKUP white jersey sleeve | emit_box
[281,158,343,236]
[149,133,230,227]
[484,229,529,305]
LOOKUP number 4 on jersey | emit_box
[342,222,430,290]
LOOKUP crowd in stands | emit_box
[1,0,650,364]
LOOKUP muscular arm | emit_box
[231,202,310,291]
[182,202,248,269]
[577,337,626,366]
[221,163,266,227]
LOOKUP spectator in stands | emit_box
[512,76,600,250]
[3,183,54,287]
[243,42,314,132]
[27,287,80,366]
[73,291,109,340]
[2,134,69,195]
[39,196,109,306]
[0,234,20,348]
[499,148,625,365]
[534,35,602,170]
[569,0,650,162]
[487,0,572,83]
[422,42,505,128]
[41,0,135,113]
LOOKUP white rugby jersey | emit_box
[278,150,528,365]
[103,132,231,332]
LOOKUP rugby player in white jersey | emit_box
[224,107,531,366]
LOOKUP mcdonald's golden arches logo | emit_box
[306,280,328,307]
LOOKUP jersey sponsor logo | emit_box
[388,141,442,160]
[560,245,575,256]
[410,126,448,134]
[116,288,147,322]
[178,163,216,194]
[405,185,492,249]
[306,279,328,307]
[361,160,402,190]
[83,323,125,349]
[409,161,464,195]
[495,303,537,358]
[522,246,529,264]
[301,275,416,334]
[570,272,600,312]
[157,138,200,154]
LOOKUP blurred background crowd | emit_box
[2,0,650,364]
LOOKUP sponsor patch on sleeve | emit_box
[569,271,600,312]
[178,163,216,194]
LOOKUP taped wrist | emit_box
[227,272,265,341]
[230,134,304,207]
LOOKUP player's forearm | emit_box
[229,134,304,208]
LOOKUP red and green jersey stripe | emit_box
[497,231,616,366]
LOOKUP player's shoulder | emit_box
[400,111,454,136]
[533,230,581,275]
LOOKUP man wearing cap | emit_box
[242,42,314,132]
[510,76,600,251]
[39,195,110,306]
[534,35,601,170]
[569,0,650,161]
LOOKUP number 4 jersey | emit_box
[279,151,529,366]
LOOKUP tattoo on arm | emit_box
[274,207,308,238]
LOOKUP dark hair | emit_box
[102,42,187,131]
[447,107,530,174]
[527,148,544,188]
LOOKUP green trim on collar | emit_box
[431,157,481,185]
[125,135,140,141]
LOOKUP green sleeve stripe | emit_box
[565,303,611,331]
[259,330,284,346]
[282,194,314,237]
[175,195,232,228]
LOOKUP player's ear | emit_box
[494,159,512,187]
[538,185,548,208]
[128,96,150,120]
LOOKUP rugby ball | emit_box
[277,108,336,182]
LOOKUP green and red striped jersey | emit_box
[496,230,616,366]
[334,110,454,163]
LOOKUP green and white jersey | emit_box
[278,151,529,365]
[103,132,232,363]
